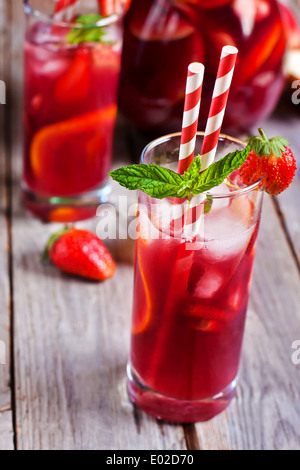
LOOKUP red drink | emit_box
[127,134,264,422]
[23,6,123,222]
[119,0,286,136]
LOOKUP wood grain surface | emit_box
[0,0,299,451]
[0,0,14,451]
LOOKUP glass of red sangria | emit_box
[127,132,263,422]
[23,0,124,222]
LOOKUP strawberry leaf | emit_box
[248,128,290,159]
[269,136,290,158]
[41,226,70,262]
[183,156,202,180]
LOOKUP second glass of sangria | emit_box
[23,0,124,223]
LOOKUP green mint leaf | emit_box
[191,146,250,195]
[67,28,104,44]
[204,196,213,214]
[76,15,104,25]
[67,14,106,44]
[183,156,202,180]
[182,156,202,193]
[109,147,250,199]
[109,164,187,199]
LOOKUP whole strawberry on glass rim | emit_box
[240,128,297,196]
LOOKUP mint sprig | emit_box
[108,163,185,199]
[109,146,250,200]
[67,14,107,45]
[247,128,290,159]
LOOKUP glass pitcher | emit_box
[118,0,287,137]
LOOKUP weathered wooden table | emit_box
[0,0,300,451]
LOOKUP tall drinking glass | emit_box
[23,0,124,222]
[127,133,263,422]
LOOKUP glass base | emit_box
[127,363,237,423]
[21,182,111,223]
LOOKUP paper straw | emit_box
[178,47,238,241]
[178,63,205,175]
[98,0,122,16]
[180,63,204,240]
[201,45,238,170]
[122,0,132,13]
[53,0,79,21]
[182,193,205,241]
[172,63,204,239]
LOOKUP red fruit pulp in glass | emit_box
[23,22,121,219]
[129,208,260,421]
[119,0,204,133]
[119,0,286,135]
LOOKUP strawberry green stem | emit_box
[41,226,70,262]
[258,128,269,142]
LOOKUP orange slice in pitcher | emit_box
[30,105,117,180]
[235,18,285,86]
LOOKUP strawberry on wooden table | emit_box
[240,128,297,196]
[43,227,116,281]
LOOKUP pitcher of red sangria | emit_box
[119,0,287,136]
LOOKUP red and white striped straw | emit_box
[201,45,238,170]
[98,0,123,16]
[172,63,205,240]
[176,47,238,241]
[122,0,132,13]
[53,0,79,21]
[178,63,205,175]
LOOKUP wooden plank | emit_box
[12,221,185,449]
[10,0,187,449]
[285,0,300,21]
[195,195,300,450]
[259,0,300,262]
[9,0,300,450]
[0,0,14,451]
[257,101,300,264]
[11,212,186,449]
[194,91,300,449]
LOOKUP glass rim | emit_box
[141,132,262,199]
[24,0,124,29]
